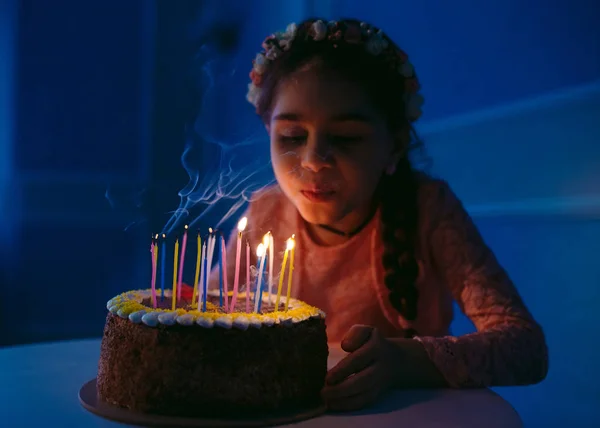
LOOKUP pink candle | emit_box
[230,217,247,312]
[177,225,189,301]
[246,241,250,313]
[150,240,157,308]
[221,235,229,312]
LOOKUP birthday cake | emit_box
[96,287,328,418]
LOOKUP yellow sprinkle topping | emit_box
[107,289,323,323]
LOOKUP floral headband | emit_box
[247,19,425,122]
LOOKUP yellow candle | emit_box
[172,239,179,311]
[275,237,294,310]
[284,235,295,312]
[192,234,201,307]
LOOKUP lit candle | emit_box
[177,225,189,302]
[245,241,250,313]
[221,234,229,312]
[268,233,274,301]
[230,217,247,312]
[284,235,295,311]
[206,229,216,281]
[192,232,201,307]
[160,234,167,301]
[275,237,294,310]
[172,238,179,311]
[197,241,207,311]
[254,243,267,313]
[151,234,158,308]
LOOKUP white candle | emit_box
[230,217,247,312]
[205,229,217,295]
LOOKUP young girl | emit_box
[213,18,548,411]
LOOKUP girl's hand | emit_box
[322,324,399,411]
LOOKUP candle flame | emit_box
[262,232,270,248]
[286,237,295,251]
[209,227,213,234]
[184,225,189,230]
[154,234,159,240]
[162,233,166,239]
[256,243,266,257]
[237,217,248,232]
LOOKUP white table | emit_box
[0,338,522,427]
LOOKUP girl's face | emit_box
[268,69,400,230]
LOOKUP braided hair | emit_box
[250,18,424,321]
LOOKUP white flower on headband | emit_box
[285,23,297,38]
[311,20,327,41]
[265,44,282,60]
[246,83,260,105]
[365,30,388,55]
[253,53,269,74]
[278,23,297,51]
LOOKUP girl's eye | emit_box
[329,135,364,145]
[278,135,307,145]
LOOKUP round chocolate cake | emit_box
[97,289,328,418]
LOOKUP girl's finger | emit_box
[322,363,378,400]
[326,342,376,385]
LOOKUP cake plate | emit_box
[79,378,328,427]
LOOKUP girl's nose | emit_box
[300,135,333,173]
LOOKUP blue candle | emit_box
[202,245,208,312]
[160,235,167,301]
[254,256,261,307]
[218,236,223,308]
[257,254,267,313]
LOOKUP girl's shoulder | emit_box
[414,171,464,219]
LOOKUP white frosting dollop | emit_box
[129,310,147,324]
[214,316,233,329]
[262,318,275,327]
[196,317,214,328]
[141,312,160,327]
[158,312,178,326]
[108,305,119,314]
[249,317,262,329]
[232,316,250,331]
[117,308,130,319]
[176,314,195,326]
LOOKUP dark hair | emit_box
[254,18,422,320]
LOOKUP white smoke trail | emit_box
[160,56,276,237]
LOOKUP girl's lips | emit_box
[300,189,337,203]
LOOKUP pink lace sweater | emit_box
[213,177,548,388]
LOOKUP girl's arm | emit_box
[410,180,548,388]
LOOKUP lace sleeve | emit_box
[414,181,549,388]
